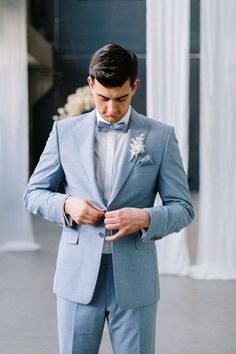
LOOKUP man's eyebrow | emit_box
[97,93,130,100]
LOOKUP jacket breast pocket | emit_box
[60,230,79,244]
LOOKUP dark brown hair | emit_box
[89,44,138,87]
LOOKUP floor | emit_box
[0,199,236,354]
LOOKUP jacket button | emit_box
[98,232,105,238]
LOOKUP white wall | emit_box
[0,0,39,251]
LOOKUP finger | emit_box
[104,217,117,224]
[74,216,99,225]
[105,230,124,241]
[84,205,105,219]
[104,216,118,224]
[105,223,119,230]
[104,213,120,223]
[105,210,119,218]
[87,200,105,212]
[86,209,104,221]
[74,208,98,223]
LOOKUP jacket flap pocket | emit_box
[135,233,154,250]
[61,230,79,244]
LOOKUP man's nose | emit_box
[106,101,117,115]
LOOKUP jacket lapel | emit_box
[72,110,106,209]
[108,109,150,206]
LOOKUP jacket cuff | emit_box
[141,207,163,242]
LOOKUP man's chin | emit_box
[103,116,122,123]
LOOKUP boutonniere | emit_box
[129,133,145,161]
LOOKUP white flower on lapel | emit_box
[129,133,145,161]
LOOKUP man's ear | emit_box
[132,79,140,95]
[87,76,94,89]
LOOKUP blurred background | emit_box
[0,0,236,353]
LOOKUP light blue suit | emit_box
[24,108,194,353]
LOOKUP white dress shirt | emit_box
[95,106,131,253]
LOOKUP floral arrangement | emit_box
[129,133,145,161]
[52,86,95,121]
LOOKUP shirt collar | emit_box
[96,106,131,127]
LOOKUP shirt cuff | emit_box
[63,195,73,227]
[140,208,151,239]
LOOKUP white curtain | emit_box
[189,0,236,279]
[146,0,191,275]
[0,0,40,251]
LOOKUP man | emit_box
[24,44,194,354]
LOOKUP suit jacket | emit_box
[24,108,194,310]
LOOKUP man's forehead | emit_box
[92,79,132,96]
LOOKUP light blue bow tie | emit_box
[97,121,127,132]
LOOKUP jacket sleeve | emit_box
[141,127,194,242]
[23,122,70,228]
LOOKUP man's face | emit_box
[87,77,139,123]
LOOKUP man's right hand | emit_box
[64,197,105,225]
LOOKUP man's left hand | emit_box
[104,208,151,241]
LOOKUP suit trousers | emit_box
[57,254,157,354]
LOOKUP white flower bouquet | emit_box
[52,86,95,121]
